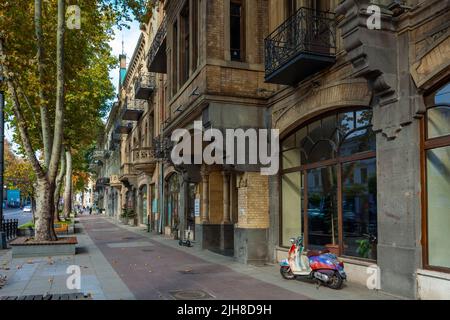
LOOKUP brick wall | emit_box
[237,172,269,229]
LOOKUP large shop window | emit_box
[280,109,377,260]
[423,82,450,271]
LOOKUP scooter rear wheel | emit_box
[327,272,343,289]
[280,267,295,280]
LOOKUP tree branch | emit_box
[15,81,44,143]
[0,38,45,180]
[48,0,65,182]
[7,82,45,180]
[35,0,52,169]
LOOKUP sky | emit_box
[5,20,141,152]
[109,21,141,95]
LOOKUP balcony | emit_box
[264,7,336,85]
[95,177,110,190]
[93,150,105,160]
[119,163,137,189]
[114,121,133,135]
[147,16,167,73]
[132,147,157,175]
[121,100,146,121]
[110,175,122,188]
[134,73,156,100]
[109,133,121,151]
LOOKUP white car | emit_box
[23,205,32,212]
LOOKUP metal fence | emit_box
[0,219,19,241]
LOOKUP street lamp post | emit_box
[0,75,6,249]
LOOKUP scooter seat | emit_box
[306,249,330,257]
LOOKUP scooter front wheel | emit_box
[327,272,343,289]
[280,267,295,280]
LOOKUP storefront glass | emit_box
[166,174,180,229]
[280,108,377,260]
[307,166,337,249]
[424,82,450,270]
[342,158,377,260]
[281,172,303,247]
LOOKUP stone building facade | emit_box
[266,0,450,299]
[94,0,450,299]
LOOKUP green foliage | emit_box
[18,221,35,230]
[121,207,136,219]
[0,0,132,181]
[356,239,372,259]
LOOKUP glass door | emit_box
[306,165,338,250]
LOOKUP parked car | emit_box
[23,205,32,213]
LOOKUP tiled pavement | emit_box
[0,215,398,300]
[0,223,133,300]
[84,216,396,300]
[82,217,310,300]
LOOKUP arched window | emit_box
[422,82,450,271]
[280,108,377,260]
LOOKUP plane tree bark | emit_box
[63,149,72,219]
[54,149,66,221]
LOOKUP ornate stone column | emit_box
[200,166,209,223]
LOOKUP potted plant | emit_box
[171,216,179,240]
[120,208,129,224]
[127,209,136,226]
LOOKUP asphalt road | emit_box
[2,208,32,226]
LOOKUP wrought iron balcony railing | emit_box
[147,15,167,73]
[95,177,110,189]
[109,132,121,150]
[264,7,336,85]
[121,100,146,121]
[93,150,105,160]
[135,73,156,100]
[114,120,133,135]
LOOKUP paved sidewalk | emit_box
[82,216,310,300]
[0,216,400,300]
[91,216,398,300]
[0,221,134,300]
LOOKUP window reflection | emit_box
[307,166,338,250]
[280,108,377,260]
[427,146,450,269]
[428,107,450,139]
[342,159,377,260]
[424,82,450,271]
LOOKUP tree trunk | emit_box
[0,2,65,242]
[47,0,65,183]
[35,0,52,168]
[63,149,73,219]
[54,149,66,221]
[34,179,57,241]
[31,197,36,224]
